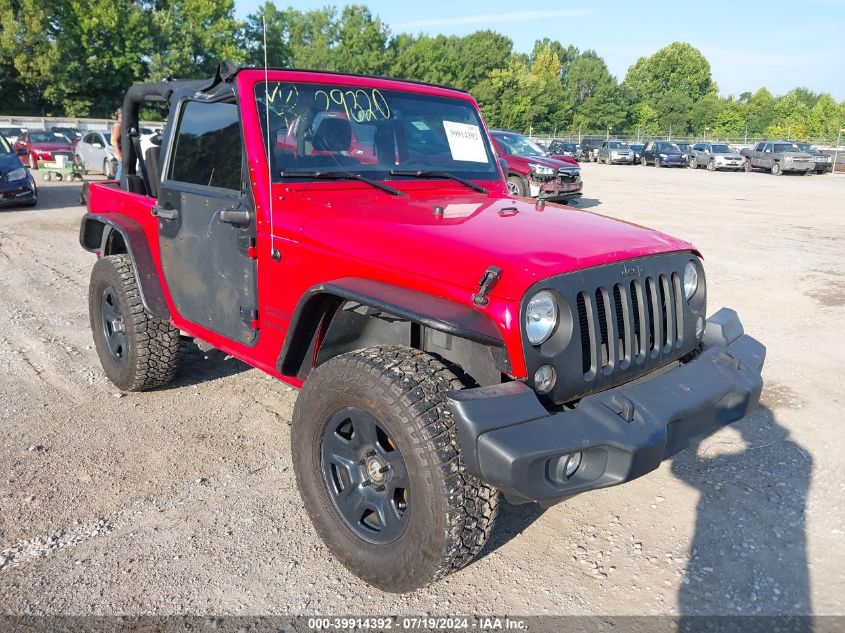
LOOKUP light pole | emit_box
[703,126,709,141]
[607,125,612,140]
[832,128,844,176]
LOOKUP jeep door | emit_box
[156,98,258,345]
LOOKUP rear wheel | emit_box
[89,254,181,391]
[771,161,782,176]
[291,346,499,593]
[506,175,527,197]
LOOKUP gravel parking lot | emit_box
[1,165,843,617]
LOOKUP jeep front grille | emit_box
[520,252,704,404]
[576,275,683,379]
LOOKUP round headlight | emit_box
[525,290,558,345]
[684,261,699,300]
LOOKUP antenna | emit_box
[263,15,277,259]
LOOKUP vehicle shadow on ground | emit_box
[673,404,812,629]
[566,197,601,210]
[475,499,545,562]
[168,340,252,388]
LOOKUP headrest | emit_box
[313,117,351,153]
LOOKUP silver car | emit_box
[691,142,745,171]
[75,130,117,179]
[597,140,635,164]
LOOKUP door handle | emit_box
[152,205,179,220]
[218,208,251,226]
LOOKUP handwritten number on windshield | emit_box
[314,88,391,121]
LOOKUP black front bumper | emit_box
[447,308,765,505]
[0,179,36,207]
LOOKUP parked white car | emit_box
[691,142,745,171]
[76,131,117,179]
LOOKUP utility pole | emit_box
[832,128,844,176]
[744,121,748,145]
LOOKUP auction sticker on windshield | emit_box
[443,121,487,163]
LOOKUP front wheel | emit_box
[506,175,527,197]
[707,160,715,172]
[771,162,782,176]
[291,346,499,593]
[640,156,647,166]
[103,158,115,179]
[744,160,753,172]
[89,254,181,391]
[654,157,661,168]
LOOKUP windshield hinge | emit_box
[473,266,502,307]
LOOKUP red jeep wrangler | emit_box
[79,64,764,593]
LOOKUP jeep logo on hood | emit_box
[620,264,642,278]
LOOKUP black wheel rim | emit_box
[100,287,127,363]
[320,407,410,544]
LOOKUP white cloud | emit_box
[393,9,593,30]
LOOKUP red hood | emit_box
[30,142,72,152]
[294,184,695,300]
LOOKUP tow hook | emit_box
[473,266,502,307]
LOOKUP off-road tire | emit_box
[89,254,180,391]
[291,346,500,593]
[506,175,527,197]
[771,161,782,176]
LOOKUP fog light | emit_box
[696,316,705,339]
[564,452,582,478]
[534,364,556,394]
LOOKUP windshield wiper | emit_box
[279,170,404,196]
[389,170,488,194]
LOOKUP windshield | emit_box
[630,144,644,150]
[30,131,70,144]
[255,81,499,182]
[675,143,690,151]
[493,132,547,158]
[774,143,801,153]
[711,144,732,153]
[0,134,11,153]
[795,143,818,153]
[657,142,681,152]
[608,141,628,149]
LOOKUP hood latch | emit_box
[473,266,502,307]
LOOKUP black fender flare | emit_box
[79,213,171,319]
[277,278,507,379]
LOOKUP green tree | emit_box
[1,0,153,116]
[243,1,293,68]
[148,0,244,81]
[745,88,776,135]
[624,42,716,106]
[689,93,725,136]
[765,90,810,139]
[712,101,746,138]
[333,5,389,75]
[806,93,843,142]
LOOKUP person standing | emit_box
[111,108,123,181]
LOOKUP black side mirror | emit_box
[16,148,28,156]
[498,157,508,177]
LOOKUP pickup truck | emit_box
[79,63,765,593]
[741,140,816,175]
